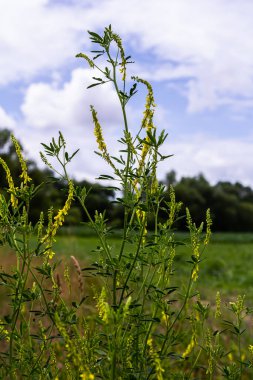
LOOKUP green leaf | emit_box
[92,77,103,81]
[97,175,115,180]
[129,83,137,96]
[52,137,57,148]
[88,31,103,43]
[41,143,52,151]
[76,52,88,58]
[104,67,111,78]
[69,149,80,161]
[158,152,174,161]
[93,53,104,60]
[87,82,104,89]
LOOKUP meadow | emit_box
[39,230,253,302]
[2,230,253,301]
[1,230,253,378]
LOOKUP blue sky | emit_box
[1,0,253,186]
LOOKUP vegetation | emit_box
[0,128,114,226]
[162,171,253,232]
[0,25,253,379]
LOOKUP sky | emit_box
[1,0,253,186]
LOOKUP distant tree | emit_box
[74,180,115,222]
[0,128,115,225]
[0,128,60,222]
[212,181,253,231]
[161,173,212,229]
[165,170,177,187]
[3,126,253,232]
[162,171,253,232]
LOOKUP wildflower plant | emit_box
[0,25,253,379]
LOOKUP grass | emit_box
[44,230,253,303]
[0,231,252,378]
[2,230,251,303]
[176,236,253,302]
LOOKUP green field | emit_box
[46,231,253,304]
[1,231,252,305]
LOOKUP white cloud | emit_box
[21,68,123,129]
[96,0,253,113]
[18,65,253,187]
[0,106,16,129]
[0,0,98,85]
[2,0,253,112]
[159,134,253,186]
[19,68,127,181]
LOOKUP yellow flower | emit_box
[147,338,164,380]
[37,211,44,240]
[80,374,94,380]
[168,186,176,227]
[52,180,74,229]
[186,208,201,281]
[192,265,199,282]
[76,53,95,68]
[182,334,196,358]
[161,311,169,326]
[91,106,107,154]
[204,208,212,245]
[42,181,74,256]
[11,134,32,184]
[95,287,110,323]
[132,77,156,183]
[112,33,126,81]
[136,209,147,243]
[0,158,18,208]
[91,106,117,172]
[0,319,10,342]
[133,77,156,132]
[215,291,221,318]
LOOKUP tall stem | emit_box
[107,50,132,310]
[119,222,146,305]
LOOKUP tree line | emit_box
[162,170,253,232]
[1,128,252,232]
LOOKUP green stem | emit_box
[77,196,113,264]
[111,329,117,380]
[187,348,203,379]
[28,324,54,376]
[11,238,55,325]
[9,232,30,373]
[238,316,242,380]
[110,60,131,265]
[160,267,195,356]
[106,48,133,310]
[119,223,146,305]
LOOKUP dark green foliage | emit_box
[0,128,114,225]
[162,171,253,232]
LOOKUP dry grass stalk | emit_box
[70,255,84,295]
